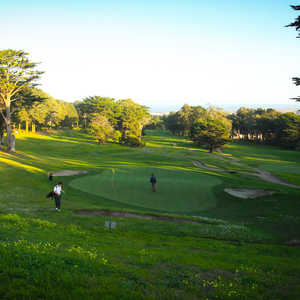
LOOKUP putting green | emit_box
[69,167,222,213]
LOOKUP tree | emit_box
[29,101,48,130]
[163,105,206,136]
[59,102,79,128]
[17,108,31,132]
[0,50,43,151]
[117,99,150,144]
[275,113,300,148]
[0,115,4,146]
[286,5,300,101]
[143,115,165,131]
[75,96,118,128]
[286,5,300,37]
[12,87,46,113]
[191,114,232,153]
[163,111,182,135]
[13,87,46,132]
[88,114,114,144]
[74,96,150,146]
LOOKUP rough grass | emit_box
[0,129,300,299]
[222,142,300,185]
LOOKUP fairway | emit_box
[1,130,300,299]
[70,167,222,213]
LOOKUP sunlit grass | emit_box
[0,154,45,174]
[222,142,300,185]
[0,129,300,299]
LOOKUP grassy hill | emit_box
[0,129,300,299]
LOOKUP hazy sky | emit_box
[1,0,299,111]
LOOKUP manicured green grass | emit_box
[0,129,300,299]
[222,142,300,185]
[70,167,222,213]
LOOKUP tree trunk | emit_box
[0,133,4,146]
[10,134,16,152]
[5,104,15,152]
[32,123,36,133]
[25,120,29,132]
[209,145,213,153]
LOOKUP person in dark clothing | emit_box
[150,174,157,192]
[53,182,64,211]
[49,173,53,181]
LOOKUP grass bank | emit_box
[0,129,299,299]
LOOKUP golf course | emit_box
[0,129,300,299]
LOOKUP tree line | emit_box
[1,26,299,153]
[75,96,150,146]
[0,49,150,151]
[151,105,300,150]
[16,88,79,132]
[229,107,300,149]
[0,85,79,137]
[159,104,232,152]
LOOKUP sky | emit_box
[0,0,299,112]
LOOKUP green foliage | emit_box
[59,102,79,128]
[0,49,43,150]
[25,94,79,130]
[76,96,150,145]
[74,96,118,128]
[191,112,231,152]
[14,88,47,131]
[118,99,150,141]
[163,104,206,136]
[230,108,300,149]
[88,113,114,144]
[0,50,43,98]
[122,134,145,147]
[113,130,122,143]
[144,115,165,131]
[276,113,300,148]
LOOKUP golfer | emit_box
[150,174,157,192]
[53,182,64,211]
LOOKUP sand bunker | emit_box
[52,170,88,176]
[224,188,277,199]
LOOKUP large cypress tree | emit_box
[0,49,43,151]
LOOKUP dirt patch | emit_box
[193,154,300,190]
[285,239,300,246]
[224,188,277,199]
[52,170,88,176]
[73,209,294,246]
[192,160,238,174]
[74,209,208,225]
[215,149,300,189]
[192,160,223,172]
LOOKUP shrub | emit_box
[122,135,145,147]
